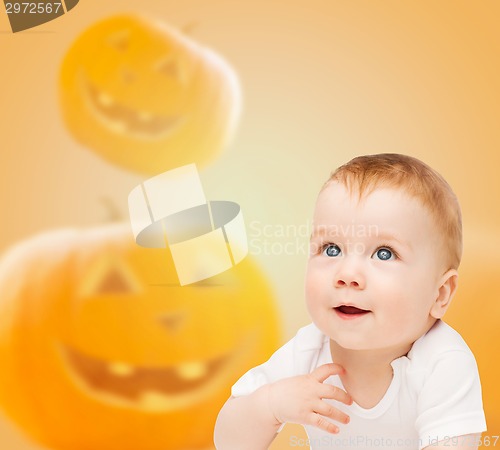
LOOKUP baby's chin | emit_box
[328,332,414,358]
[329,336,376,352]
[321,325,371,350]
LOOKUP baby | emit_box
[214,154,487,450]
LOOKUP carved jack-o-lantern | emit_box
[0,224,279,449]
[59,14,241,174]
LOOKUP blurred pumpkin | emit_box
[445,234,500,446]
[59,14,241,175]
[0,223,280,450]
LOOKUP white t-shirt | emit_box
[231,320,486,450]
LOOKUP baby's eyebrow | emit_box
[309,227,411,249]
[370,232,411,249]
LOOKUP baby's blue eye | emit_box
[323,244,341,257]
[373,248,394,261]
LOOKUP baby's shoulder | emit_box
[282,323,329,374]
[294,322,328,351]
[402,320,482,402]
[406,320,475,371]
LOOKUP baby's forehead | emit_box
[311,185,439,239]
[309,224,406,247]
[315,183,428,215]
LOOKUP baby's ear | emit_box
[430,269,459,319]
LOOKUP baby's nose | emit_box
[334,262,365,289]
[335,278,361,288]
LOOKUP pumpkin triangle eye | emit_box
[96,268,135,294]
[79,256,142,298]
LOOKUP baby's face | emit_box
[305,182,446,354]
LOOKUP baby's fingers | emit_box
[314,399,350,426]
[311,363,345,383]
[307,412,340,435]
[319,384,353,406]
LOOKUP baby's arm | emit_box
[214,363,352,450]
[214,384,281,450]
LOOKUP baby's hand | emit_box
[267,363,352,434]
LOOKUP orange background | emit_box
[1,1,500,449]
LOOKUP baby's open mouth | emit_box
[334,305,371,318]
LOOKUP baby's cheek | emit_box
[304,269,317,299]
[304,274,322,305]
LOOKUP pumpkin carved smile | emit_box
[60,343,229,411]
[82,73,186,139]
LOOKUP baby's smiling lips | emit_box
[334,304,371,320]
